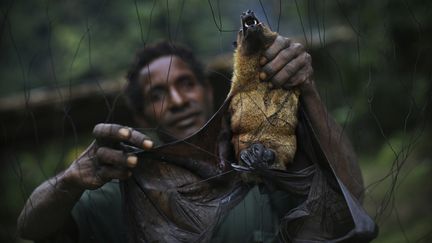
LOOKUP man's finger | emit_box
[270,52,308,88]
[283,64,313,89]
[261,36,291,63]
[96,147,138,168]
[93,123,131,140]
[93,123,153,149]
[128,130,154,150]
[261,43,305,82]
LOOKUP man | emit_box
[17,37,366,242]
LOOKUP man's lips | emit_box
[167,111,203,129]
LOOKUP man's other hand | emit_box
[62,124,154,190]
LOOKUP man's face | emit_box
[137,55,213,140]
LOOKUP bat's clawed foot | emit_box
[231,143,275,172]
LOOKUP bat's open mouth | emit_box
[242,15,258,28]
[237,9,269,55]
[241,10,260,32]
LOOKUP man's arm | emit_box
[17,124,154,240]
[17,169,82,240]
[298,80,364,200]
[259,36,364,200]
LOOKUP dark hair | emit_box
[125,41,205,114]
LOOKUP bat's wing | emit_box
[121,97,377,242]
[121,98,249,243]
[298,107,378,242]
[251,106,378,242]
[143,97,234,178]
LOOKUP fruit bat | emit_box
[121,10,377,243]
[229,10,300,181]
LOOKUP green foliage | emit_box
[362,130,432,242]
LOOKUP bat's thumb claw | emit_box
[231,163,252,172]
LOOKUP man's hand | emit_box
[17,123,154,240]
[63,124,154,190]
[259,35,313,91]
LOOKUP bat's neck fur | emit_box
[229,51,260,95]
[229,26,277,96]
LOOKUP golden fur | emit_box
[229,26,300,171]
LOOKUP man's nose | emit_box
[169,88,186,108]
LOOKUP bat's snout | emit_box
[241,10,260,32]
[236,9,271,55]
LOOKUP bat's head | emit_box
[235,10,276,55]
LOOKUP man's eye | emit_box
[149,89,166,102]
[178,78,196,89]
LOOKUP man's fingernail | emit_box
[259,72,267,81]
[259,56,267,65]
[118,128,130,139]
[143,140,154,149]
[127,156,138,167]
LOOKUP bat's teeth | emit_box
[244,19,258,28]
